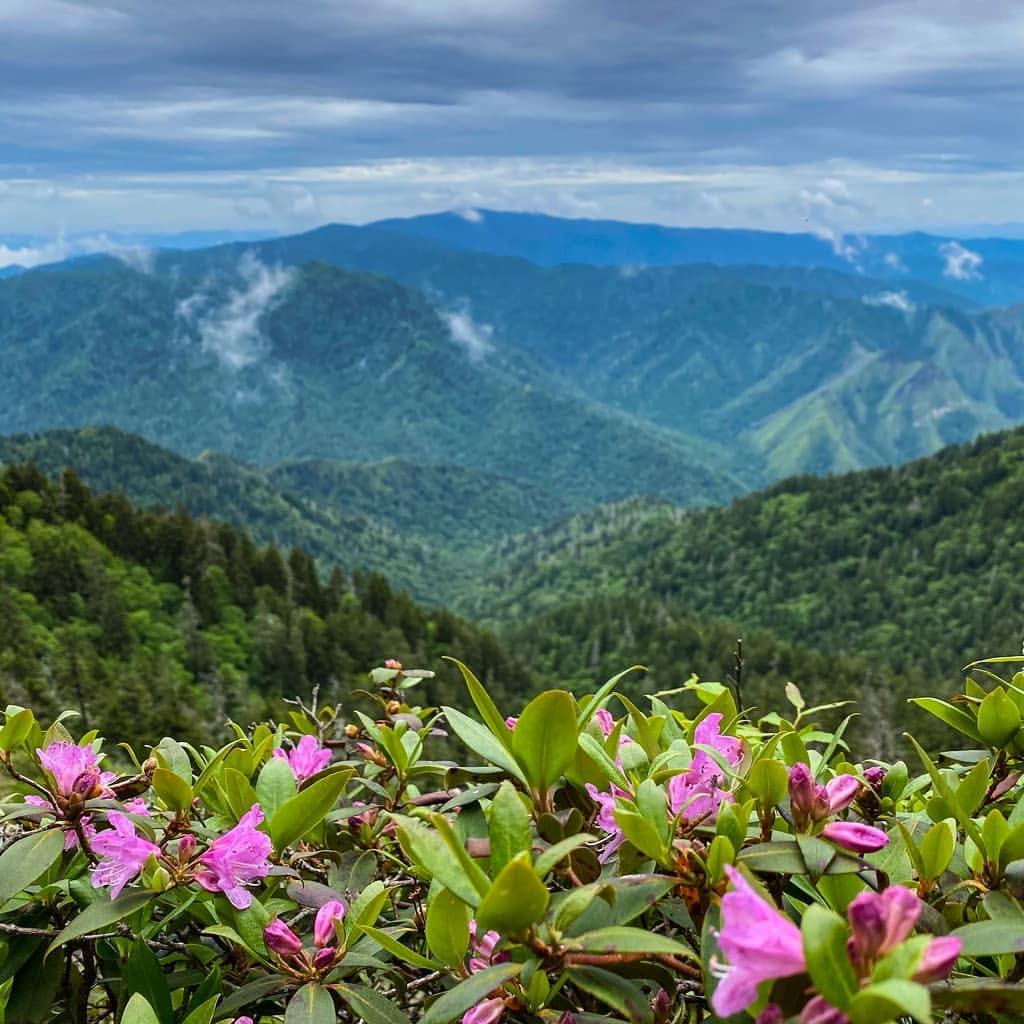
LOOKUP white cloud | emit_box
[456,207,483,223]
[939,240,983,280]
[883,251,907,272]
[863,290,915,313]
[442,309,494,360]
[180,252,294,369]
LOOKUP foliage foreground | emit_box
[0,658,1022,1024]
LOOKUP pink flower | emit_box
[799,996,850,1024]
[711,866,806,1017]
[468,919,507,973]
[913,936,961,983]
[593,709,615,736]
[195,804,272,910]
[821,821,889,853]
[847,885,920,970]
[37,742,115,799]
[384,658,403,670]
[667,714,742,825]
[273,735,332,781]
[585,782,630,862]
[463,997,505,1024]
[504,716,518,730]
[122,798,150,816]
[234,1018,254,1024]
[756,1006,785,1024]
[91,812,160,899]
[314,899,347,947]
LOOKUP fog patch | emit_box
[863,290,915,313]
[442,308,494,360]
[939,241,983,281]
[176,252,294,369]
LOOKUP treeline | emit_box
[0,463,531,747]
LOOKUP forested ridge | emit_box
[0,462,528,747]
[468,426,1024,688]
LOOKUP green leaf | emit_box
[442,705,526,783]
[346,880,390,940]
[0,828,65,906]
[849,979,931,1024]
[151,767,194,813]
[905,734,986,853]
[444,658,515,753]
[510,690,578,791]
[956,758,992,818]
[746,757,790,808]
[475,854,550,936]
[181,996,220,1024]
[919,819,956,879]
[565,926,697,958]
[121,993,161,1024]
[430,812,493,899]
[124,939,174,1024]
[221,767,260,822]
[425,888,470,967]
[534,835,592,877]
[487,780,532,877]
[0,708,35,752]
[285,983,335,1024]
[614,808,668,864]
[953,919,1024,955]
[269,770,350,851]
[577,666,645,728]
[802,903,857,1012]
[255,755,297,820]
[932,978,1024,1015]
[908,698,982,742]
[333,982,411,1024]
[48,889,154,956]
[797,833,838,882]
[392,815,484,907]
[359,926,442,969]
[567,966,654,1024]
[737,840,806,874]
[977,688,1021,747]
[420,963,521,1024]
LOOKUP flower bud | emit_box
[821,821,889,853]
[386,700,402,715]
[863,766,886,790]
[312,947,337,971]
[824,774,860,813]
[755,1006,784,1024]
[912,936,962,983]
[788,763,816,829]
[847,891,888,963]
[264,919,303,958]
[463,997,505,1024]
[176,834,196,862]
[71,768,103,799]
[314,899,347,948]
[343,723,359,738]
[799,996,849,1024]
[504,716,518,730]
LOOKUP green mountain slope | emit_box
[0,426,572,602]
[0,258,739,510]
[0,461,531,748]
[468,427,1024,682]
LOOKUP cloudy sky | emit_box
[3,0,1024,243]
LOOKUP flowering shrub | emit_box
[0,656,1022,1023]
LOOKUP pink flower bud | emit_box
[504,716,518,730]
[314,899,347,947]
[312,947,338,971]
[788,763,816,827]
[755,1006,784,1024]
[176,834,196,862]
[821,821,889,853]
[593,709,615,736]
[235,1018,254,1024]
[912,936,961,983]
[71,768,102,798]
[462,997,505,1024]
[824,774,860,813]
[847,891,888,963]
[799,996,850,1024]
[264,919,303,958]
[863,766,886,790]
[384,658,403,670]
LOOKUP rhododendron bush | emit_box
[0,657,1022,1024]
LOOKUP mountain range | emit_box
[6,211,1024,491]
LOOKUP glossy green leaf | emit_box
[802,903,857,1011]
[487,780,532,877]
[954,919,1024,955]
[0,827,65,907]
[425,888,471,967]
[284,983,335,1024]
[420,963,521,1024]
[510,690,578,791]
[849,979,931,1024]
[442,705,525,782]
[254,755,297,820]
[475,854,549,936]
[122,993,161,1024]
[48,889,154,956]
[333,982,411,1024]
[269,770,350,851]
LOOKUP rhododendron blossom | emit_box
[91,813,160,898]
[711,866,806,1017]
[195,804,272,909]
[821,820,889,853]
[273,734,332,780]
[36,742,115,800]
[668,713,742,824]
[314,899,347,947]
[584,781,630,862]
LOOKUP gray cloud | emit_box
[863,290,916,313]
[2,2,1024,232]
[442,308,495,360]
